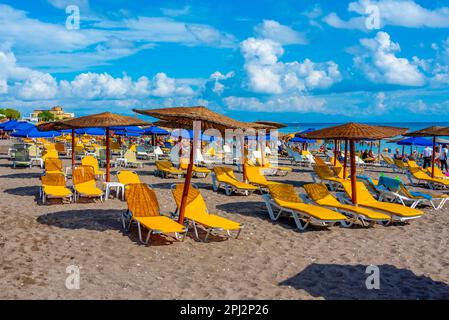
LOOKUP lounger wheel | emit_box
[224,186,232,196]
[340,220,353,228]
[378,220,391,226]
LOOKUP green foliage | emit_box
[38,110,55,122]
[0,108,21,120]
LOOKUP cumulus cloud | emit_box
[241,37,341,94]
[209,71,235,95]
[0,4,237,73]
[354,31,426,86]
[254,20,307,45]
[325,0,449,30]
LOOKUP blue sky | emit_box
[1,0,449,123]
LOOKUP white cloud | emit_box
[254,20,307,45]
[0,79,7,94]
[47,0,90,11]
[0,4,237,73]
[151,73,195,97]
[161,5,191,17]
[16,73,58,100]
[354,31,426,86]
[224,95,327,113]
[241,37,341,94]
[209,71,235,95]
[325,0,449,30]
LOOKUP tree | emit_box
[38,111,55,122]
[0,108,20,120]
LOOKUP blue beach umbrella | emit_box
[110,126,144,134]
[0,119,18,129]
[75,127,105,136]
[12,122,35,132]
[12,126,61,138]
[112,129,142,137]
[143,126,169,135]
[397,137,433,147]
[3,121,31,132]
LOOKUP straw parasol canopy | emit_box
[302,122,409,205]
[38,112,150,182]
[403,126,448,178]
[254,120,287,129]
[133,106,253,134]
[403,126,446,137]
[300,122,408,140]
[134,106,254,225]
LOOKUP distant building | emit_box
[24,106,75,122]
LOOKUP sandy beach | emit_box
[1,139,449,300]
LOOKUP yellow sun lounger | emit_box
[73,166,104,202]
[123,149,144,168]
[171,184,242,241]
[303,183,390,227]
[312,161,346,191]
[180,158,211,178]
[341,181,423,222]
[155,160,184,178]
[426,166,449,180]
[40,173,73,204]
[81,155,105,179]
[117,170,141,187]
[212,166,258,196]
[394,159,408,173]
[255,158,292,176]
[407,167,449,189]
[245,166,279,192]
[123,183,186,244]
[44,158,64,175]
[329,157,349,179]
[263,183,348,231]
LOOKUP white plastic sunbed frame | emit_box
[262,193,341,231]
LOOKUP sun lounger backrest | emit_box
[267,183,302,204]
[214,166,239,183]
[156,160,173,170]
[42,150,58,161]
[124,149,138,162]
[41,173,66,187]
[246,166,268,185]
[303,183,339,205]
[28,144,40,158]
[73,166,96,185]
[45,158,62,172]
[81,156,100,171]
[117,171,141,185]
[125,183,160,218]
[55,142,65,153]
[172,184,208,216]
[13,145,30,161]
[342,181,376,203]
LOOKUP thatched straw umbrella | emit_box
[38,112,150,182]
[301,123,408,204]
[133,106,253,225]
[254,120,286,129]
[404,126,447,178]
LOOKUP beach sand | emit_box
[1,139,449,300]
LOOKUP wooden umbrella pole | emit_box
[242,137,248,182]
[178,140,194,225]
[402,145,405,158]
[431,136,436,178]
[106,128,111,182]
[377,139,381,163]
[71,128,75,173]
[343,139,348,179]
[350,139,357,205]
[334,139,337,166]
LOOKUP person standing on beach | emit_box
[423,145,432,169]
[440,144,448,173]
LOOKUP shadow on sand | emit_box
[280,263,449,299]
[36,209,179,246]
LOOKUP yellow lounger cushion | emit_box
[342,181,423,218]
[172,184,241,231]
[276,200,348,221]
[134,216,186,234]
[43,186,72,197]
[303,183,390,221]
[75,181,103,196]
